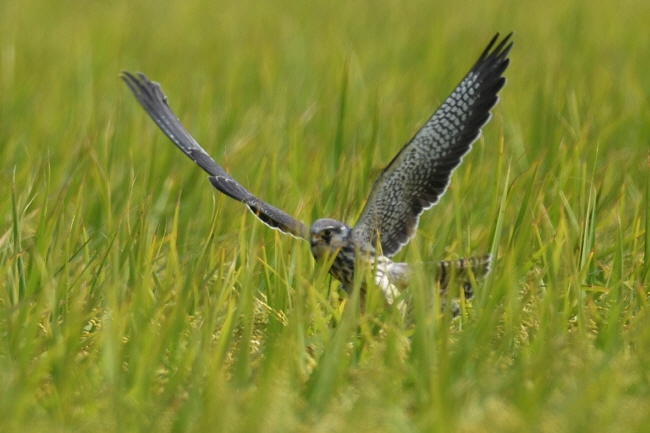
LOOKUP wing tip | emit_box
[476,32,514,71]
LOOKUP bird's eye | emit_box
[323,229,332,237]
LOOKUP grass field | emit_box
[2,0,650,431]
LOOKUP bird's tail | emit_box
[436,254,492,300]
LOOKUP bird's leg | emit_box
[374,271,407,317]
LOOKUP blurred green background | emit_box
[1,0,650,431]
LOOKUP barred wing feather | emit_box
[352,33,512,256]
[121,72,308,239]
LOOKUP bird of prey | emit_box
[121,33,512,312]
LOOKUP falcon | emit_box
[121,33,512,312]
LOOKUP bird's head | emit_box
[309,218,351,259]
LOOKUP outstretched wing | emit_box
[121,72,308,239]
[352,33,512,256]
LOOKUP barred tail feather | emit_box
[436,254,492,300]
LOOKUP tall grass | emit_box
[1,0,649,431]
